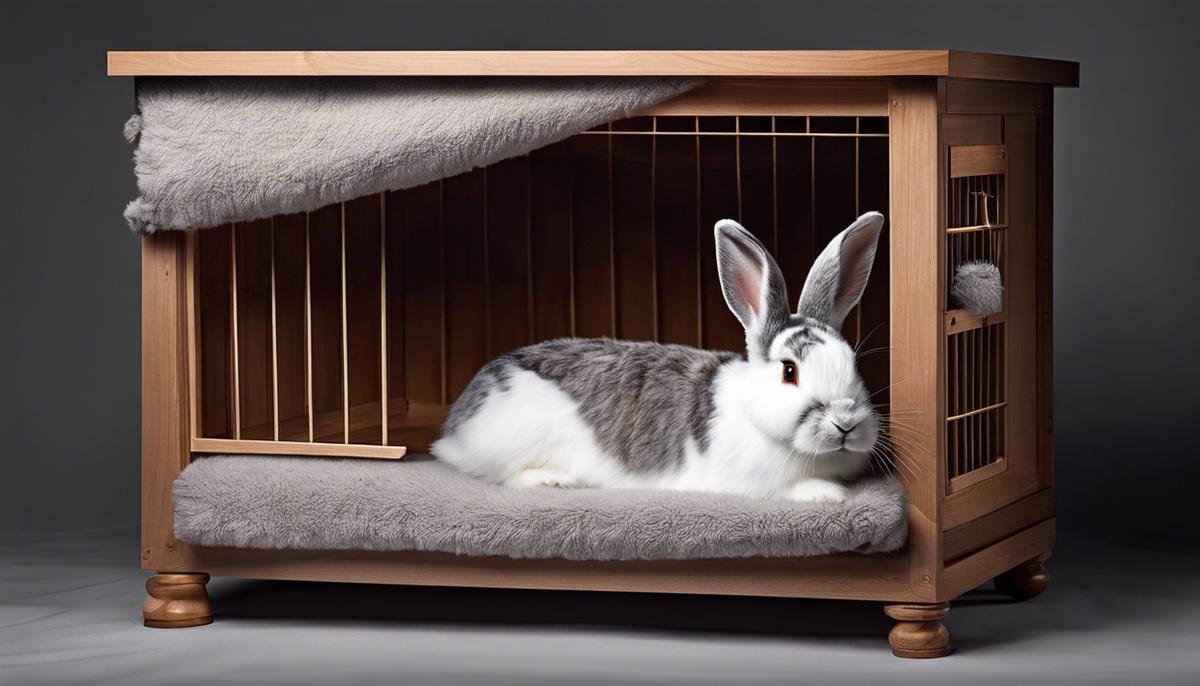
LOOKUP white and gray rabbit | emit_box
[432,212,886,504]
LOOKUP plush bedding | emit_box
[173,455,907,561]
[124,77,698,232]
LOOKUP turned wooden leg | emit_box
[143,573,212,628]
[884,602,950,659]
[994,557,1049,601]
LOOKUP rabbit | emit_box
[431,211,886,504]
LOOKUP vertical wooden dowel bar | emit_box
[695,115,704,346]
[608,122,617,337]
[185,232,199,440]
[524,162,535,350]
[854,117,862,345]
[771,116,779,256]
[269,220,279,441]
[229,223,241,440]
[649,117,658,341]
[304,214,314,442]
[735,115,743,221]
[379,195,388,446]
[483,167,492,357]
[441,180,449,406]
[340,202,349,444]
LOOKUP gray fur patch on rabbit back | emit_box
[444,338,739,473]
[951,260,1004,316]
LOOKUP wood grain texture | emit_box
[107,50,1078,85]
[942,112,1042,530]
[884,602,951,658]
[950,144,1007,178]
[942,488,1054,561]
[142,233,191,571]
[157,544,925,602]
[191,437,406,460]
[940,519,1055,600]
[644,79,889,116]
[143,573,212,629]
[1036,101,1056,489]
[993,557,1049,600]
[945,79,1049,114]
[887,78,944,601]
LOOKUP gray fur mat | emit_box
[173,455,908,561]
[125,77,698,232]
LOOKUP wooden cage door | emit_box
[941,110,1045,530]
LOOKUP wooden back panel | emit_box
[189,113,892,458]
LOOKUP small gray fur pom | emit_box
[123,114,142,143]
[951,261,1003,316]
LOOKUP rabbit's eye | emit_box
[781,360,798,385]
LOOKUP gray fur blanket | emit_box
[124,77,698,232]
[173,455,907,561]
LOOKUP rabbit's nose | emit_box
[830,398,856,413]
[832,421,856,435]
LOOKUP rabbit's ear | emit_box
[796,211,885,328]
[714,219,790,357]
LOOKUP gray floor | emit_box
[2,528,1198,686]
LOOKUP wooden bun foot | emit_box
[143,573,212,628]
[884,602,950,658]
[994,558,1049,601]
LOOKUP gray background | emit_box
[2,2,1198,684]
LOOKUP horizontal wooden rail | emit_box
[192,437,407,460]
[946,223,1008,235]
[946,400,1007,423]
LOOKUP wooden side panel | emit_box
[611,119,656,341]
[1037,98,1055,489]
[272,213,309,437]
[943,488,1053,561]
[887,79,944,601]
[942,111,1043,529]
[530,144,575,341]
[697,118,744,352]
[653,116,700,345]
[772,122,815,309]
[941,519,1055,600]
[856,134,891,403]
[307,205,345,443]
[195,226,232,439]
[443,172,489,400]
[570,134,615,337]
[344,196,383,444]
[400,182,445,405]
[945,79,1048,114]
[234,219,274,440]
[485,158,532,357]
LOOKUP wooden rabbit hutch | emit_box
[109,50,1077,657]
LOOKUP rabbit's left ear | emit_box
[796,212,885,328]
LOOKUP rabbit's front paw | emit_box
[789,479,847,505]
[507,468,579,489]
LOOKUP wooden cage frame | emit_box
[114,50,1077,656]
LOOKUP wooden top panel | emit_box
[107,50,1078,86]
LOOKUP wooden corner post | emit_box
[141,232,192,571]
[887,78,945,602]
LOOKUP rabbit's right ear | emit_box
[714,220,790,358]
